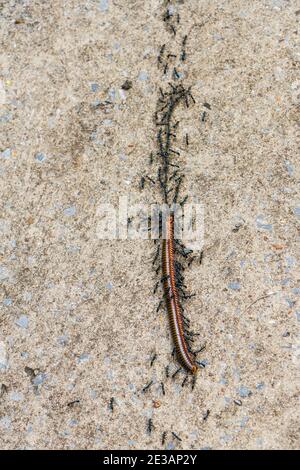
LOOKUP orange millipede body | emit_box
[162,213,197,373]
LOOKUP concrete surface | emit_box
[0,0,299,450]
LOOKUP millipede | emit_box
[162,213,197,374]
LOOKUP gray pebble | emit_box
[256,215,272,231]
[293,207,300,217]
[32,372,46,386]
[138,70,148,81]
[63,206,76,217]
[98,0,109,12]
[228,281,241,290]
[35,152,45,162]
[1,148,11,159]
[9,390,23,401]
[90,83,99,92]
[255,382,265,390]
[15,315,28,329]
[237,385,252,398]
[0,416,11,429]
[77,353,90,363]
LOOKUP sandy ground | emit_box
[0,0,299,450]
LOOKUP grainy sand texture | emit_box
[0,0,300,450]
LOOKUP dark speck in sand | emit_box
[121,80,133,91]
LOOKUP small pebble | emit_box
[166,441,175,450]
[0,265,11,281]
[9,391,23,401]
[15,315,28,329]
[77,353,90,363]
[255,382,265,390]
[1,148,11,159]
[118,152,126,161]
[0,113,12,123]
[98,0,109,12]
[284,160,294,176]
[256,215,272,231]
[240,416,249,428]
[138,70,148,81]
[293,207,300,217]
[32,373,46,386]
[237,385,252,398]
[0,342,8,369]
[35,152,45,162]
[0,416,11,429]
[228,281,241,291]
[63,206,76,217]
[57,335,68,346]
[90,83,99,92]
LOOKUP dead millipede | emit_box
[162,213,197,374]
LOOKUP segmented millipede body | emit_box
[162,213,197,374]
